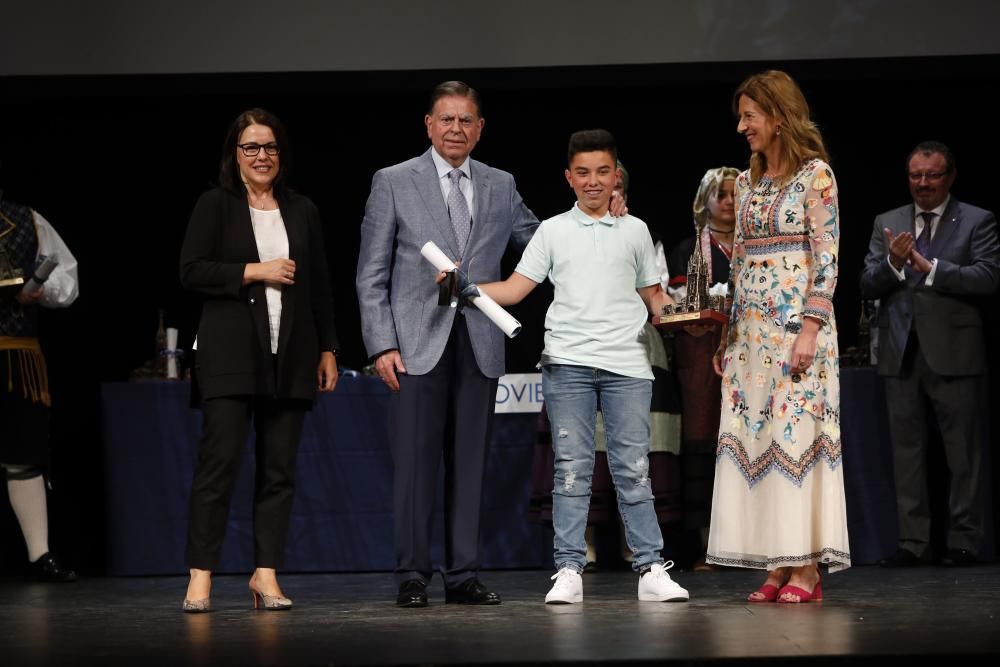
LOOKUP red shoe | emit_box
[777,578,822,603]
[747,584,780,602]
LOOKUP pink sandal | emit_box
[747,584,781,602]
[777,579,822,603]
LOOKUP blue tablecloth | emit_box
[102,377,543,575]
[102,368,939,575]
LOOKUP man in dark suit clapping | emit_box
[861,141,1000,567]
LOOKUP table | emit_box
[102,368,939,575]
[102,377,543,575]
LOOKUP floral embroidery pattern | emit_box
[717,431,842,487]
[719,159,841,487]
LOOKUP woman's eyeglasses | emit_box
[238,142,280,157]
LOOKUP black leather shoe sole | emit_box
[396,580,428,607]
[396,597,428,608]
[28,553,78,582]
[445,596,501,605]
[877,549,922,568]
[444,592,502,605]
[941,549,977,567]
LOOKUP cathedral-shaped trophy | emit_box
[653,233,728,331]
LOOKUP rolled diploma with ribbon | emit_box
[166,327,179,379]
[20,255,59,296]
[420,241,522,338]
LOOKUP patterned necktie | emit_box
[447,169,471,252]
[916,211,935,256]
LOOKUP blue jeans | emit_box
[542,364,664,573]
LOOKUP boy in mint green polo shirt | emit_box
[468,129,690,604]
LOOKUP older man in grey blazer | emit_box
[861,141,1000,567]
[356,81,539,607]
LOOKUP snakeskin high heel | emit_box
[249,581,292,610]
[182,598,211,613]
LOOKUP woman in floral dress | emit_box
[706,70,850,602]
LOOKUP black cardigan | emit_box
[180,188,339,402]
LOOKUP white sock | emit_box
[7,474,50,562]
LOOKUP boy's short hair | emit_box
[567,129,617,165]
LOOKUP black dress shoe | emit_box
[29,552,78,582]
[445,578,501,605]
[878,548,921,568]
[942,548,977,567]
[396,579,428,607]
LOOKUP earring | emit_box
[776,127,782,136]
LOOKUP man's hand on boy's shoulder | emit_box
[609,191,628,217]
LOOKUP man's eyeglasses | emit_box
[238,142,280,157]
[908,171,947,182]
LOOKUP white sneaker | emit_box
[545,567,583,604]
[638,561,689,602]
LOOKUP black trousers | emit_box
[391,315,498,587]
[185,395,308,570]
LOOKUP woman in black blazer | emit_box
[180,109,339,612]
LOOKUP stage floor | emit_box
[4,566,1000,665]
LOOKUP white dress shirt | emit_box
[654,240,671,294]
[430,148,475,220]
[31,210,79,308]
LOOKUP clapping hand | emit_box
[884,228,932,273]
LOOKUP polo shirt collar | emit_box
[570,202,616,226]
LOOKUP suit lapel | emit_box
[233,195,263,264]
[467,160,492,261]
[231,197,272,360]
[898,205,926,287]
[276,196,297,359]
[928,198,960,258]
[412,150,459,258]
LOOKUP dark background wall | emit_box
[1,1,998,573]
[3,1,998,75]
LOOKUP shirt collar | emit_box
[916,195,950,220]
[569,201,616,226]
[431,148,471,181]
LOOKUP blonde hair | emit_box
[733,70,829,186]
[693,167,740,229]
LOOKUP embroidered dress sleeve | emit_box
[802,162,839,325]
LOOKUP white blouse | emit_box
[249,207,289,354]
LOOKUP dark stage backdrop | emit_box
[3,1,998,76]
[1,54,998,573]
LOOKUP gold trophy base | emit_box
[653,309,728,331]
[0,276,25,291]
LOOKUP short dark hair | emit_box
[428,80,483,117]
[907,140,955,174]
[218,108,292,197]
[567,129,617,165]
